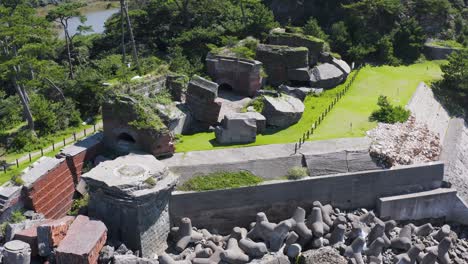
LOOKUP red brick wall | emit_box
[25,141,103,219]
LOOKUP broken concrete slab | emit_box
[114,255,159,264]
[287,67,311,82]
[262,94,305,128]
[56,215,107,264]
[310,63,346,89]
[37,216,75,257]
[304,151,349,177]
[215,113,258,144]
[14,219,53,257]
[186,75,222,125]
[279,85,320,101]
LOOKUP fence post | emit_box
[84,129,87,136]
[307,130,310,139]
[93,124,96,132]
[63,138,66,146]
[73,132,76,141]
[16,159,19,168]
[303,133,306,142]
[29,152,32,162]
[40,148,43,156]
[294,143,297,154]
[52,142,55,151]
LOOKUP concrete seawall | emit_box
[170,162,444,233]
[164,137,377,183]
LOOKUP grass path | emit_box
[175,61,444,152]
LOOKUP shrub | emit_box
[243,96,265,113]
[0,94,23,131]
[144,177,157,186]
[370,95,410,124]
[11,174,24,186]
[286,167,309,180]
[178,171,263,191]
[303,18,328,40]
[11,210,26,223]
[69,194,89,216]
[8,130,41,153]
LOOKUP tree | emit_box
[0,0,54,132]
[329,21,351,56]
[370,95,410,123]
[303,17,328,40]
[393,18,426,63]
[47,2,87,79]
[440,49,468,107]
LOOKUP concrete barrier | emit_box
[170,162,444,233]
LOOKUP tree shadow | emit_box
[431,81,467,119]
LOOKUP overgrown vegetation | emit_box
[0,210,26,236]
[242,96,265,113]
[144,177,157,187]
[178,171,263,191]
[286,167,309,180]
[69,194,89,216]
[370,95,411,124]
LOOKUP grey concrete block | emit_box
[305,151,348,176]
[346,150,380,172]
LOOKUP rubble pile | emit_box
[152,203,467,264]
[367,116,441,168]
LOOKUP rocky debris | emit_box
[186,75,222,126]
[83,153,178,258]
[331,58,351,75]
[367,116,441,168]
[309,63,347,89]
[114,254,159,264]
[13,219,53,257]
[278,85,322,101]
[215,113,260,144]
[159,204,468,264]
[37,216,75,257]
[56,215,107,264]
[299,247,346,264]
[262,94,305,128]
[3,240,31,264]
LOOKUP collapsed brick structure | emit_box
[102,94,175,157]
[206,55,263,97]
[82,153,178,258]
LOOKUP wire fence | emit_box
[294,65,363,153]
[1,124,101,174]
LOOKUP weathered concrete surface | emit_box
[423,42,462,60]
[206,55,263,97]
[14,219,52,257]
[186,76,222,125]
[268,32,325,65]
[3,240,31,264]
[83,153,177,258]
[156,103,192,135]
[164,137,371,183]
[309,63,346,89]
[407,83,451,142]
[215,113,258,144]
[170,162,444,233]
[262,95,305,128]
[56,215,107,264]
[377,188,459,221]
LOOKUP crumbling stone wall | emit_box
[102,94,175,157]
[206,55,263,97]
[268,32,326,65]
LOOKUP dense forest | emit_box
[0,0,467,155]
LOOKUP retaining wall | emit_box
[170,162,444,233]
[164,137,375,183]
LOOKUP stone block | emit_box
[186,76,221,125]
[215,113,258,144]
[268,32,325,65]
[56,215,107,264]
[165,74,187,101]
[12,219,52,257]
[278,85,317,101]
[3,240,31,264]
[37,216,75,257]
[310,63,346,89]
[262,94,305,128]
[186,75,218,102]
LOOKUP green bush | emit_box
[144,177,157,186]
[69,194,89,216]
[370,95,411,123]
[178,171,263,191]
[11,210,26,223]
[286,167,309,180]
[243,96,265,113]
[303,18,328,40]
[0,94,23,131]
[9,130,41,153]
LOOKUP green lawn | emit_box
[176,61,444,152]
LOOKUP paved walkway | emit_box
[10,121,103,165]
